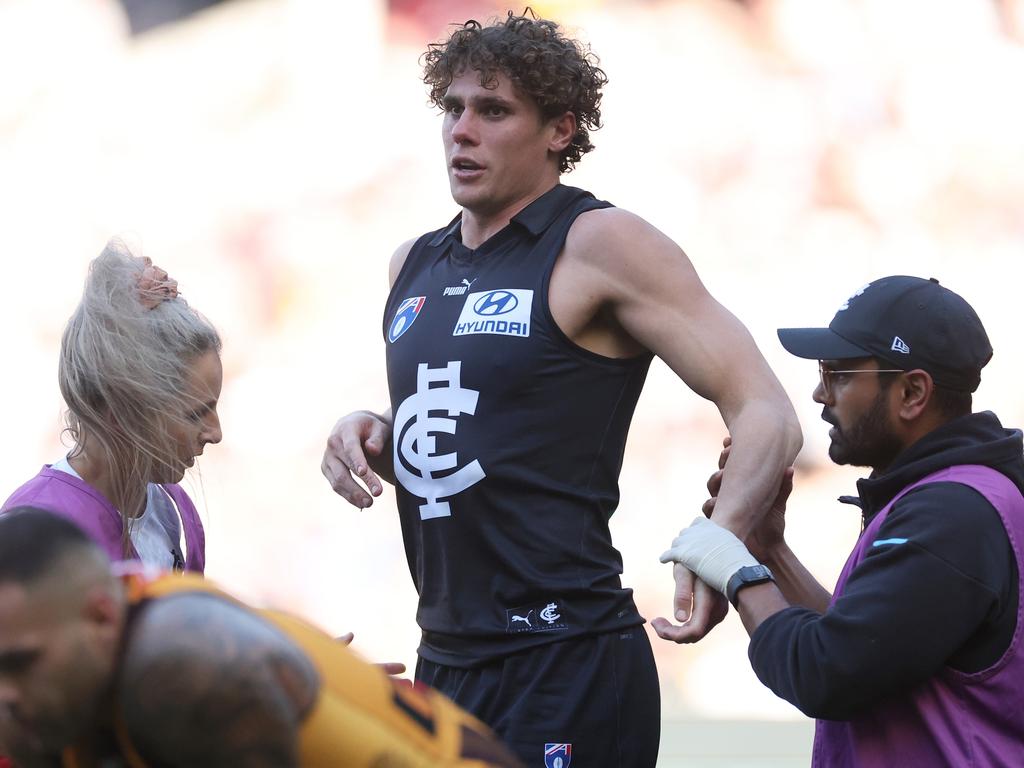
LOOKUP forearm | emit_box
[736,582,792,636]
[762,542,832,613]
[712,398,802,538]
[734,542,829,633]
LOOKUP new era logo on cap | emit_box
[777,276,992,393]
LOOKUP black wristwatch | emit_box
[726,564,775,608]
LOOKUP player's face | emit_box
[814,359,904,470]
[155,348,223,483]
[442,70,571,220]
[0,583,115,755]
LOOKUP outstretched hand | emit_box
[322,410,393,508]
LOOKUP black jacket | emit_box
[748,411,1024,719]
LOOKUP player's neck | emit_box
[460,180,560,249]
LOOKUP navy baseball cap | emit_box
[778,276,992,393]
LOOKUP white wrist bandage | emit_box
[659,516,759,595]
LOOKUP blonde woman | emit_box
[1,241,222,571]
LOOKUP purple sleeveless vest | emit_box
[813,465,1024,767]
[1,466,206,573]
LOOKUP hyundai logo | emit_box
[474,290,518,316]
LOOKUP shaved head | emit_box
[0,508,124,756]
[0,508,112,595]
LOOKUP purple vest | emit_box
[1,466,205,573]
[814,465,1024,767]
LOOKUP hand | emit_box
[321,410,392,508]
[337,632,407,677]
[661,516,759,595]
[703,437,794,562]
[651,564,729,643]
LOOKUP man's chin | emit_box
[827,442,850,466]
[828,441,878,469]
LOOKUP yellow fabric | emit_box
[64,572,510,768]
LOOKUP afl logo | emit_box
[388,296,425,343]
[473,290,518,316]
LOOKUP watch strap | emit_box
[726,564,775,608]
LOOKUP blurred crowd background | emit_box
[2,0,1022,763]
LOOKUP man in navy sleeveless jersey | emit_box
[664,276,1024,767]
[322,12,801,766]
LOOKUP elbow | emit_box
[798,700,872,724]
[794,691,869,721]
[784,416,803,464]
[773,666,879,721]
[771,390,803,462]
[760,394,802,463]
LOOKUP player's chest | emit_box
[386,249,549,352]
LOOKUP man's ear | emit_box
[895,369,933,421]
[548,111,577,153]
[82,585,121,635]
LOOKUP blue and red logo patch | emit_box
[388,296,425,343]
[544,743,571,768]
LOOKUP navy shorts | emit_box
[416,628,660,767]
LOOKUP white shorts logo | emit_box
[393,361,486,520]
[453,289,533,337]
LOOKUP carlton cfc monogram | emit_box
[392,361,486,519]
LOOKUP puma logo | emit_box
[511,611,533,627]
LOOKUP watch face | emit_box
[748,564,771,580]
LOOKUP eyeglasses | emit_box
[817,362,904,398]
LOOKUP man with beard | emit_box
[661,275,1024,766]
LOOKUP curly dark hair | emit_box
[422,11,608,173]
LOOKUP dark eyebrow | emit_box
[0,648,40,673]
[472,95,514,110]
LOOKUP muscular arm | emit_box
[118,594,320,768]
[557,208,803,539]
[554,209,801,639]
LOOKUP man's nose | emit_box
[812,379,831,406]
[451,111,477,144]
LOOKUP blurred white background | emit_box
[2,0,1022,763]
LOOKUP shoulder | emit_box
[567,207,679,254]
[3,472,124,558]
[882,480,1013,579]
[890,480,1008,536]
[388,237,420,287]
[560,206,703,302]
[4,468,76,508]
[119,593,318,766]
